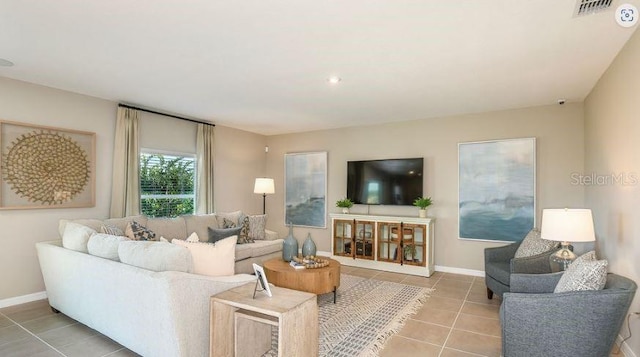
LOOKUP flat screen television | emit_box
[347,158,423,206]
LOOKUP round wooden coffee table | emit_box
[263,257,341,303]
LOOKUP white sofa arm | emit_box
[265,229,279,240]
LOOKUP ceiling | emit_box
[1,0,638,135]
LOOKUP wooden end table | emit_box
[210,283,318,357]
[264,257,341,303]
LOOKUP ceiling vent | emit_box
[574,0,614,16]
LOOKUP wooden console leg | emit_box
[487,287,494,300]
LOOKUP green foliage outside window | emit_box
[140,153,195,217]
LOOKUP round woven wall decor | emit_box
[2,130,90,205]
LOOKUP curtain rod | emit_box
[118,103,215,126]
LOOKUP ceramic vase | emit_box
[302,233,317,257]
[282,223,298,262]
[342,207,349,214]
[419,209,427,218]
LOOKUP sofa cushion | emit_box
[514,228,557,258]
[58,219,104,238]
[62,222,96,253]
[104,215,148,233]
[125,221,157,241]
[183,214,219,241]
[208,227,242,244]
[146,217,187,240]
[248,214,267,240]
[554,251,608,293]
[87,233,129,261]
[234,239,284,262]
[118,241,192,272]
[172,236,237,277]
[485,261,511,286]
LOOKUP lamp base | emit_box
[549,242,576,272]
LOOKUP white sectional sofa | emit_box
[36,213,283,357]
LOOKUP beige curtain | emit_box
[109,107,140,218]
[196,123,215,214]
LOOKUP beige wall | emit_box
[0,77,116,300]
[0,78,267,302]
[266,103,585,271]
[585,27,640,355]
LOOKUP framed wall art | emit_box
[284,151,327,228]
[458,137,535,242]
[0,120,96,210]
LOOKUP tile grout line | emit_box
[437,276,484,357]
[1,312,68,356]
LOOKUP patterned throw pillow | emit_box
[249,214,267,240]
[208,226,242,244]
[215,211,243,228]
[514,228,558,258]
[237,215,254,244]
[125,221,157,241]
[101,225,125,236]
[554,251,608,293]
[221,218,237,229]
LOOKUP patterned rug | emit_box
[263,273,433,357]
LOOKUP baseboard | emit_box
[616,334,637,357]
[435,265,485,277]
[0,291,47,309]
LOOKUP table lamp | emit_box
[254,178,275,214]
[541,208,596,272]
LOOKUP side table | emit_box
[210,282,318,357]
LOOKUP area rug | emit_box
[264,273,433,357]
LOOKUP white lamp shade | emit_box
[540,208,596,243]
[254,178,275,195]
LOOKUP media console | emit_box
[330,213,435,277]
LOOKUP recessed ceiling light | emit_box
[327,76,341,84]
[0,58,14,67]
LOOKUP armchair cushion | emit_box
[514,228,557,258]
[554,251,608,293]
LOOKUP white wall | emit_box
[266,103,585,271]
[584,26,640,355]
[0,77,116,300]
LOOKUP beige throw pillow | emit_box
[172,236,237,277]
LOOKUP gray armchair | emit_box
[484,241,557,299]
[501,272,636,357]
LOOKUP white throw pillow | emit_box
[172,236,237,277]
[186,232,200,242]
[87,233,129,261]
[62,222,97,253]
[118,241,193,273]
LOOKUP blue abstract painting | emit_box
[285,152,327,228]
[458,138,535,242]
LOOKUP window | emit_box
[140,151,196,217]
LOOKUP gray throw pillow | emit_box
[514,228,558,258]
[554,251,608,293]
[208,226,242,244]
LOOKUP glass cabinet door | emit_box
[333,219,354,257]
[401,223,426,266]
[377,222,401,262]
[354,221,374,260]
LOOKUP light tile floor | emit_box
[0,267,502,357]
